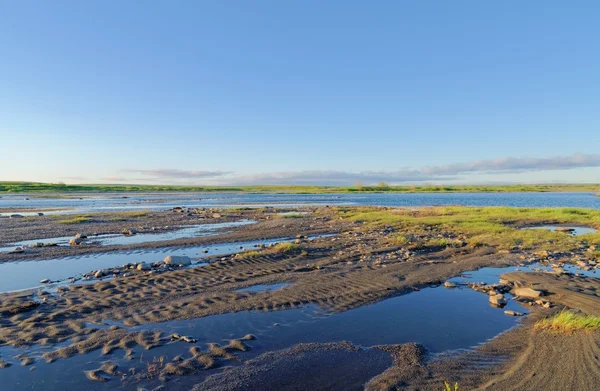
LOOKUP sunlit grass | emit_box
[272,243,301,253]
[338,206,600,251]
[58,216,93,224]
[535,311,600,333]
[443,381,459,391]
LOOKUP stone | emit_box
[40,279,51,284]
[164,255,192,266]
[37,212,44,216]
[513,287,543,299]
[555,227,576,233]
[122,228,138,235]
[504,310,524,316]
[10,214,24,219]
[94,270,105,279]
[136,262,151,271]
[489,294,507,307]
[444,281,457,288]
[576,260,588,268]
[9,247,25,254]
[212,213,222,218]
[69,238,83,246]
[75,233,88,239]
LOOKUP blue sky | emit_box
[1,1,599,185]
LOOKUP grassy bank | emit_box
[337,206,600,251]
[1,182,600,194]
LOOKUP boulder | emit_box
[513,287,543,299]
[136,262,151,271]
[489,294,507,307]
[164,255,192,266]
[69,238,83,246]
[504,310,524,317]
[444,281,457,288]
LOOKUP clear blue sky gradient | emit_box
[1,1,599,185]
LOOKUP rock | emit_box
[10,214,24,219]
[513,287,543,299]
[75,233,88,239]
[444,281,457,288]
[9,247,25,254]
[164,256,192,266]
[136,262,151,271]
[37,212,44,216]
[504,310,524,317]
[555,227,576,233]
[212,213,222,218]
[40,279,51,284]
[94,270,105,279]
[69,238,83,246]
[489,294,507,307]
[121,228,138,235]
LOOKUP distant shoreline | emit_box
[1,182,600,194]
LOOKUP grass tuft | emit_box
[534,311,600,333]
[272,242,301,254]
[58,216,92,224]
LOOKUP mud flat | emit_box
[0,205,599,390]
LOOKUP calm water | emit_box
[0,221,255,252]
[1,192,599,216]
[521,225,597,236]
[0,238,289,293]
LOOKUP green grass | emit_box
[535,311,600,333]
[272,243,301,253]
[281,213,305,218]
[395,235,410,245]
[237,250,262,259]
[1,181,600,194]
[338,206,600,251]
[58,216,93,224]
[443,381,459,391]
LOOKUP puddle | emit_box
[235,282,293,293]
[521,225,597,236]
[0,221,255,253]
[0,235,328,293]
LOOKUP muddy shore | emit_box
[1,206,599,390]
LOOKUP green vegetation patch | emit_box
[339,206,600,251]
[58,215,93,224]
[535,311,600,333]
